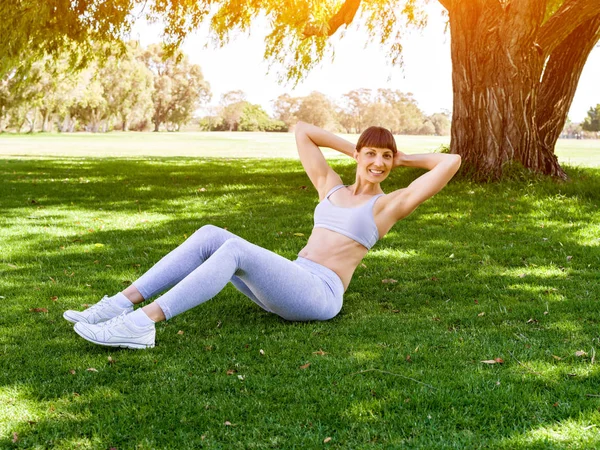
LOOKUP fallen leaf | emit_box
[224,421,232,426]
[177,330,184,335]
[323,437,332,443]
[299,363,311,370]
[478,312,485,317]
[381,279,397,284]
[526,318,538,324]
[566,255,573,261]
[552,355,562,360]
[576,350,588,357]
[313,349,328,356]
[7,263,18,269]
[237,375,245,380]
[50,296,58,301]
[431,276,439,281]
[226,369,237,375]
[12,432,18,443]
[519,273,527,278]
[259,349,265,355]
[198,187,207,192]
[360,263,367,268]
[29,308,48,313]
[86,368,98,372]
[406,354,412,362]
[299,185,307,190]
[293,233,304,237]
[69,369,76,375]
[553,402,559,407]
[481,358,504,365]
[449,253,455,259]
[107,356,115,365]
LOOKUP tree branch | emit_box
[536,0,600,56]
[537,16,600,147]
[303,0,362,37]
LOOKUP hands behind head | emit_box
[392,151,407,169]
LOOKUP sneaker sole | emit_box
[73,326,155,349]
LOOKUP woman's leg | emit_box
[64,224,239,324]
[131,224,239,302]
[72,235,343,348]
[153,237,342,322]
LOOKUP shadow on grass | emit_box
[1,158,600,448]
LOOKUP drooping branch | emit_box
[536,0,600,56]
[537,16,600,147]
[303,0,362,37]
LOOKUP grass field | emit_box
[0,132,598,167]
[1,134,600,448]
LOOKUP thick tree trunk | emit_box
[448,1,570,180]
[537,16,600,149]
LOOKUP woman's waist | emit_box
[298,232,367,290]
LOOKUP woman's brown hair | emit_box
[355,126,397,154]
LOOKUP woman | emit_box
[64,122,461,349]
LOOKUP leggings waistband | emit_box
[294,256,344,297]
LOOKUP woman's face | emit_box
[354,147,394,183]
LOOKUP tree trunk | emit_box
[448,1,571,180]
[28,107,37,133]
[41,109,50,132]
[537,16,600,150]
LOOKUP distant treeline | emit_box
[0,41,451,135]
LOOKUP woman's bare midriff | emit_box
[298,228,369,291]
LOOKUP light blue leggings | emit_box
[132,225,344,321]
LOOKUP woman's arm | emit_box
[383,152,462,221]
[295,121,349,198]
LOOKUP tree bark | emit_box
[537,16,600,149]
[447,0,578,180]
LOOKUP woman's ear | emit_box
[353,149,360,161]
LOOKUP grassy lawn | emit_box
[1,131,598,167]
[1,135,600,448]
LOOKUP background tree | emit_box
[104,42,155,132]
[429,112,451,136]
[220,90,248,131]
[296,91,338,130]
[582,104,600,132]
[142,44,211,132]
[340,88,372,133]
[272,94,300,130]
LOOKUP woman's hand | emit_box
[392,150,407,169]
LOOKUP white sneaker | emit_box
[73,312,155,349]
[63,295,133,324]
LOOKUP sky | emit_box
[131,3,599,122]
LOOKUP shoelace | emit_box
[97,312,127,328]
[85,295,111,314]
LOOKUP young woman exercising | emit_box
[64,122,461,348]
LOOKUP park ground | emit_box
[0,133,599,448]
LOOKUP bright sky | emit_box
[132,3,599,122]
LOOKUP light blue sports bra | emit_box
[313,185,385,250]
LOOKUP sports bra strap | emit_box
[324,184,345,199]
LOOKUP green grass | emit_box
[1,136,600,448]
[0,132,598,167]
